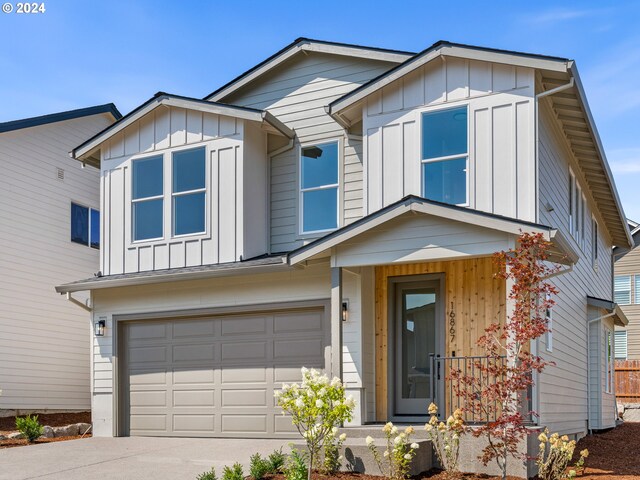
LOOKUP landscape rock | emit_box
[40,426,54,438]
[7,432,25,440]
[76,423,92,435]
[52,424,79,437]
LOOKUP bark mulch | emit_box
[0,411,91,434]
[0,435,91,449]
[574,422,640,480]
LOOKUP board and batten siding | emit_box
[363,57,536,223]
[615,246,640,359]
[223,52,398,252]
[100,107,268,275]
[0,113,114,410]
[537,100,615,434]
[90,263,371,435]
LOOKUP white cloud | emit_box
[608,148,640,173]
[525,8,601,25]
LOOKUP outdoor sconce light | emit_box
[94,319,106,337]
[342,300,349,322]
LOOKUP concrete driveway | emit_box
[0,437,289,480]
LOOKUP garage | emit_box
[119,305,329,438]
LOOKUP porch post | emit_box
[331,266,343,380]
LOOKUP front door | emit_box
[393,278,443,416]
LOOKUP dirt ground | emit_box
[0,435,91,449]
[574,422,640,479]
[0,411,91,434]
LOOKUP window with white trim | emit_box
[592,218,599,270]
[606,328,614,393]
[545,293,553,352]
[615,330,628,360]
[614,275,632,305]
[132,155,164,241]
[300,142,338,234]
[71,203,100,249]
[568,170,575,235]
[421,106,468,205]
[172,146,206,236]
[635,274,640,305]
[580,194,586,251]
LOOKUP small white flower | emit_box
[404,453,412,460]
[383,450,389,457]
[444,445,451,451]
[282,383,289,391]
[295,398,304,408]
[331,377,342,387]
[411,443,419,450]
[319,388,327,397]
[315,399,324,408]
[339,433,347,442]
[391,426,399,435]
[274,390,281,398]
[366,435,375,446]
[331,426,339,435]
[301,367,309,375]
[394,435,403,445]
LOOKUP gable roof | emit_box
[204,37,415,102]
[71,92,294,166]
[328,40,569,115]
[0,103,121,134]
[288,195,578,266]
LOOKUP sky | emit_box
[1,0,639,220]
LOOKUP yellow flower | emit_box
[580,449,589,458]
[424,424,433,432]
[446,416,455,426]
[561,435,569,442]
[539,442,545,451]
[538,432,548,442]
[383,422,393,434]
[405,426,415,435]
[453,408,464,421]
[428,403,438,415]
[429,416,438,426]
[438,422,446,431]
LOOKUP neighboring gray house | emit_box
[56,38,630,442]
[613,221,640,360]
[0,105,121,414]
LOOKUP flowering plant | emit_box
[536,429,588,480]
[275,367,355,480]
[322,427,348,473]
[424,403,465,478]
[366,423,420,480]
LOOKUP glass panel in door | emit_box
[395,281,440,415]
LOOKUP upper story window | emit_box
[300,142,338,234]
[614,275,631,305]
[172,147,206,236]
[132,155,164,241]
[635,274,640,304]
[421,106,468,206]
[615,330,628,360]
[545,293,553,352]
[568,170,575,235]
[71,202,100,249]
[606,328,613,394]
[592,217,599,270]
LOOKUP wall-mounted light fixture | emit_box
[342,300,349,322]
[94,319,106,337]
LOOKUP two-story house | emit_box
[56,39,631,448]
[0,104,120,415]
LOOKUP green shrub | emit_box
[284,450,308,480]
[222,463,244,480]
[15,415,43,442]
[250,453,271,480]
[196,467,217,480]
[268,448,286,473]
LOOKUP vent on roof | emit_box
[56,167,65,181]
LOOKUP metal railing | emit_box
[430,354,534,424]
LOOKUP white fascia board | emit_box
[73,96,291,161]
[207,40,412,102]
[567,63,632,249]
[330,45,569,115]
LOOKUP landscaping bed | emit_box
[0,411,91,434]
[0,434,91,449]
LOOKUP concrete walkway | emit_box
[0,437,289,480]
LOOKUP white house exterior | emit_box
[57,39,631,442]
[0,105,121,414]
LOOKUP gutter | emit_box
[65,292,92,312]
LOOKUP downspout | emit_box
[586,311,616,434]
[534,76,575,223]
[65,292,92,312]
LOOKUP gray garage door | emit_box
[121,306,329,438]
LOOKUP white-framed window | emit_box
[568,170,575,235]
[614,275,632,305]
[300,141,339,234]
[615,330,628,360]
[635,274,640,305]
[580,194,587,251]
[71,202,100,249]
[592,217,599,270]
[421,106,468,206]
[545,293,553,352]
[606,328,614,393]
[132,155,164,241]
[172,146,206,236]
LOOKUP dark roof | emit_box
[0,104,122,134]
[329,39,570,111]
[288,194,553,261]
[203,37,416,101]
[55,254,288,292]
[71,92,266,159]
[587,296,616,311]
